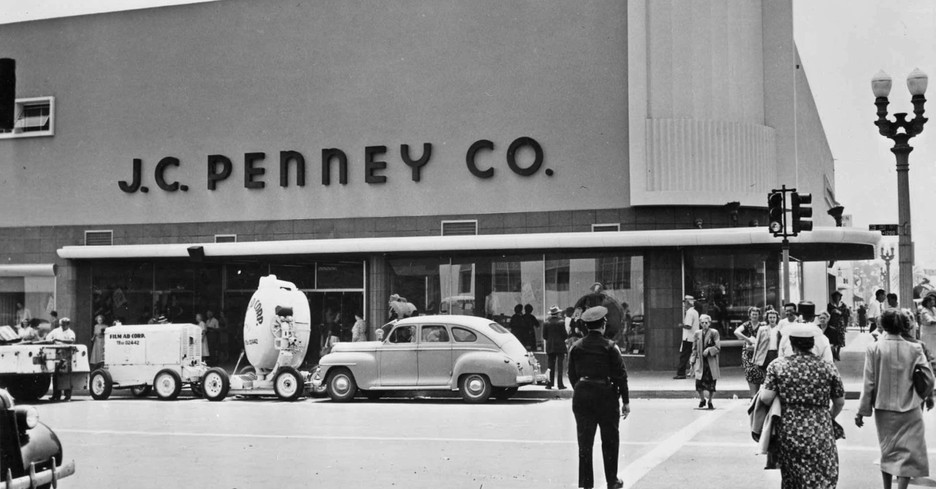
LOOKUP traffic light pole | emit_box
[782,238,791,305]
[768,186,811,307]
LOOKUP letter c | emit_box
[466,140,494,179]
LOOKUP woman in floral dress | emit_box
[734,307,764,396]
[761,323,846,488]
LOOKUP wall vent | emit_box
[441,220,478,236]
[215,234,237,243]
[84,230,113,246]
[592,223,621,232]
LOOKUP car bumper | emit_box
[516,374,535,384]
[1,458,75,489]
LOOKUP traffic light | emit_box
[791,192,813,234]
[767,192,785,236]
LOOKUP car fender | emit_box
[452,351,517,388]
[318,352,378,389]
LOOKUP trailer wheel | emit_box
[3,374,51,402]
[153,369,182,400]
[273,367,303,402]
[130,385,151,398]
[202,368,230,402]
[327,368,357,403]
[89,370,113,401]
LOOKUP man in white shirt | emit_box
[778,302,833,363]
[47,317,76,402]
[867,289,886,334]
[675,295,700,379]
[777,303,799,333]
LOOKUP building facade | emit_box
[0,0,876,369]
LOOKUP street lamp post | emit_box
[872,68,928,308]
[881,246,895,296]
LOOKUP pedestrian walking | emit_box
[734,306,764,396]
[826,290,849,360]
[858,303,868,333]
[674,295,699,379]
[542,305,568,389]
[868,289,886,333]
[568,306,628,489]
[760,322,846,488]
[752,309,781,387]
[521,303,540,351]
[690,314,719,409]
[856,308,933,489]
[918,294,936,348]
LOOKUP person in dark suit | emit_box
[568,306,629,489]
[542,305,569,389]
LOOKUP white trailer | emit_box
[200,275,312,402]
[0,326,89,401]
[89,323,216,400]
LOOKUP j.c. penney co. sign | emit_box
[118,137,547,194]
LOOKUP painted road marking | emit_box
[57,425,896,453]
[618,400,739,488]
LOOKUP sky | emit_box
[2,0,936,268]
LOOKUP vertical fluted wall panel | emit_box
[645,119,775,193]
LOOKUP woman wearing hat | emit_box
[760,322,845,488]
[856,309,932,489]
[542,305,568,389]
[826,291,849,361]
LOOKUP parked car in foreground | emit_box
[311,315,542,403]
[0,388,75,488]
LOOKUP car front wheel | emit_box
[459,374,492,403]
[327,369,357,402]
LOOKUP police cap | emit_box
[581,306,608,327]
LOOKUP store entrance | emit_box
[305,291,364,366]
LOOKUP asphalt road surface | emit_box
[31,394,936,488]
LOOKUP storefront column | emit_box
[367,255,390,338]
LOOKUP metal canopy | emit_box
[56,227,880,262]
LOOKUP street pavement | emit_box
[34,394,936,489]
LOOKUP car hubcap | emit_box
[467,377,483,396]
[92,376,104,394]
[332,375,349,395]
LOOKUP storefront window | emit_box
[684,249,779,340]
[91,262,154,325]
[389,253,644,355]
[547,253,645,355]
[0,276,56,326]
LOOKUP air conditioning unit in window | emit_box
[0,96,54,138]
[85,230,113,246]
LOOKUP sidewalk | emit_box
[517,330,872,400]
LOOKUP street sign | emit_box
[869,224,899,236]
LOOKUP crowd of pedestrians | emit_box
[667,288,936,489]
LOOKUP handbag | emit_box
[912,364,935,399]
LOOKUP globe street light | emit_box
[881,246,895,296]
[872,68,928,308]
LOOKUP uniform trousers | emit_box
[572,380,620,488]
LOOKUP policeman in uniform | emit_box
[568,306,629,489]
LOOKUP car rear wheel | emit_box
[202,368,230,402]
[273,367,303,402]
[130,385,151,397]
[153,369,182,400]
[459,374,492,403]
[90,370,113,401]
[327,368,357,402]
[493,386,518,401]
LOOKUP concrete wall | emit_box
[0,0,630,227]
